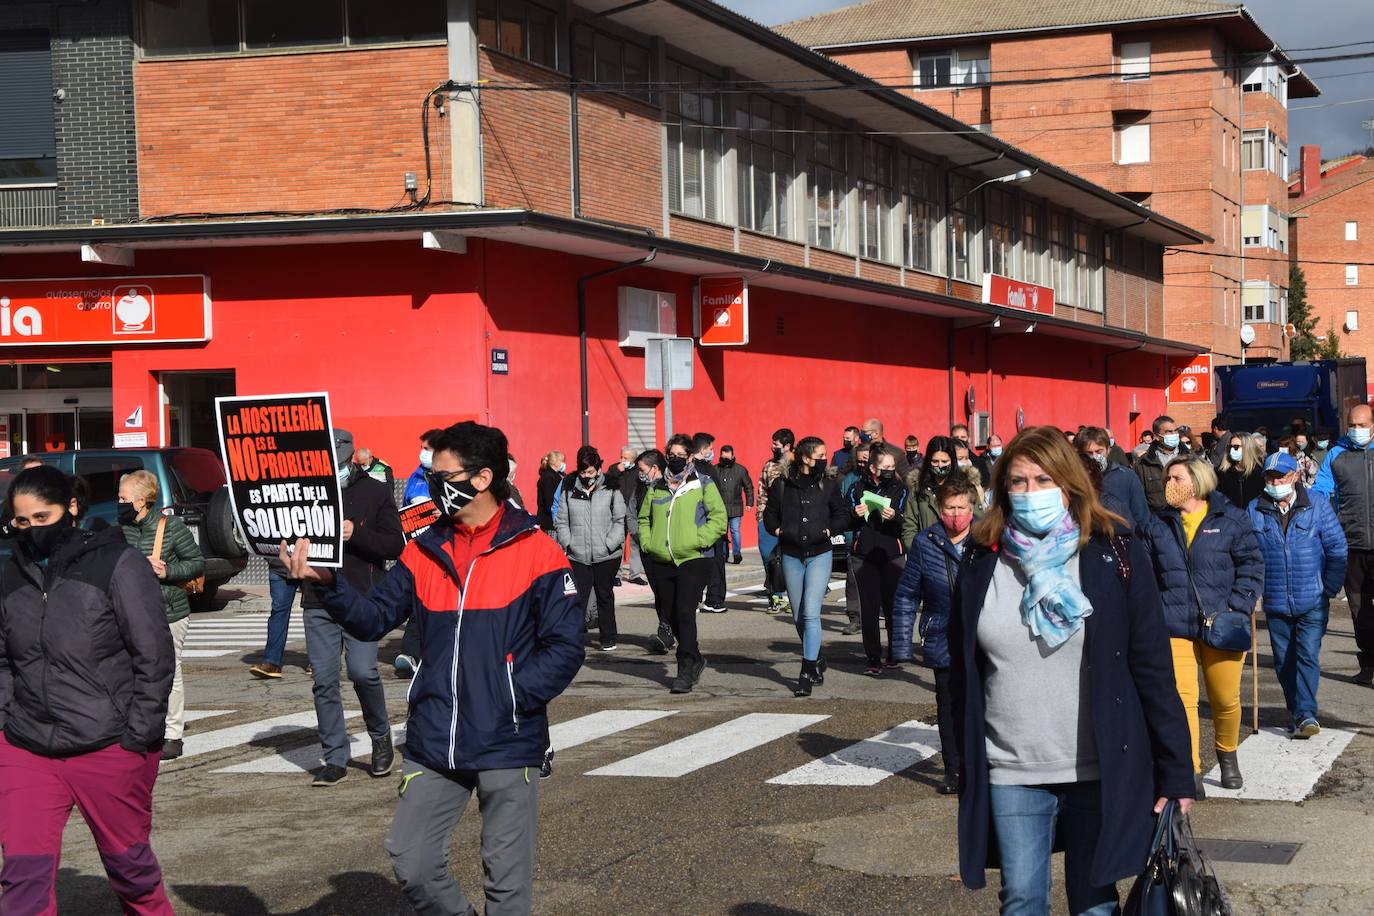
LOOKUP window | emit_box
[665,61,723,221]
[809,127,850,251]
[915,46,989,89]
[1241,128,1287,176]
[139,0,446,56]
[1241,129,1265,171]
[574,23,651,96]
[0,32,57,187]
[735,97,794,239]
[487,0,558,69]
[985,188,1017,278]
[950,174,982,282]
[1119,41,1150,80]
[75,455,145,507]
[856,139,894,261]
[1240,58,1288,105]
[1075,223,1101,311]
[1348,221,1359,241]
[1049,211,1073,304]
[1348,265,1360,287]
[1021,199,1046,285]
[903,156,940,272]
[1243,281,1276,323]
[1114,115,1150,164]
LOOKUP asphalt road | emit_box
[41,558,1374,915]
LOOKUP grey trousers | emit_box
[386,761,540,916]
[620,531,645,579]
[845,550,862,622]
[303,606,391,768]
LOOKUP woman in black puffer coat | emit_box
[848,446,910,675]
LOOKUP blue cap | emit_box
[1264,451,1298,476]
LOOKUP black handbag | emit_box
[765,544,787,595]
[1124,801,1232,916]
[1175,525,1253,652]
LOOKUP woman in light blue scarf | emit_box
[948,426,1195,916]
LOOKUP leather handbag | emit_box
[765,544,787,596]
[1124,800,1232,916]
[153,516,206,595]
[1177,529,1251,652]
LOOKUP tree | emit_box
[1287,263,1322,360]
[1320,326,1344,359]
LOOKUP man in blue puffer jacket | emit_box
[892,473,978,795]
[1249,451,1348,739]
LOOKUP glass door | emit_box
[76,407,113,449]
[26,410,76,454]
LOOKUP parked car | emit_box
[0,447,247,609]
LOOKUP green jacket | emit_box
[638,470,727,565]
[120,512,205,624]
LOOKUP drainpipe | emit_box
[577,250,657,445]
[1103,342,1148,430]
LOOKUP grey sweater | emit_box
[976,553,1099,786]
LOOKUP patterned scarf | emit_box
[999,514,1094,649]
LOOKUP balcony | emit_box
[0,185,58,228]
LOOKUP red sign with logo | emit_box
[0,275,211,347]
[694,277,749,346]
[981,273,1054,316]
[1167,354,1214,404]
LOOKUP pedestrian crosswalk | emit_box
[184,613,306,659]
[172,704,1359,799]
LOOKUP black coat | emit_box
[950,532,1194,890]
[536,467,562,531]
[1216,465,1264,510]
[764,472,848,559]
[848,476,909,560]
[0,525,174,756]
[304,473,404,609]
[716,461,755,519]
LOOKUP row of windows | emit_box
[138,0,447,56]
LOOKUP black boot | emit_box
[813,655,827,686]
[1216,749,1243,789]
[1194,773,1207,800]
[793,660,816,697]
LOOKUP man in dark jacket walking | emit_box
[1136,414,1188,511]
[1313,403,1374,684]
[715,444,755,564]
[694,432,729,613]
[607,447,647,584]
[282,421,582,916]
[301,428,404,787]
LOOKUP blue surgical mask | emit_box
[1229,447,1243,462]
[1008,487,1068,535]
[1161,433,1180,450]
[1109,437,1116,447]
[1317,439,1330,450]
[337,464,353,488]
[989,446,1003,458]
[419,448,434,469]
[1352,428,1373,448]
[1265,482,1294,501]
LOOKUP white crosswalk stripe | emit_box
[214,724,407,774]
[184,613,307,658]
[767,720,940,786]
[1203,726,1357,801]
[177,711,359,761]
[550,709,678,751]
[586,713,829,778]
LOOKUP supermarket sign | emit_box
[1167,354,1214,405]
[0,275,211,347]
[981,273,1054,316]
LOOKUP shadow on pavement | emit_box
[731,905,816,916]
[174,870,410,915]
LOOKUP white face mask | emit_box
[419,448,434,469]
[1352,427,1373,448]
[1229,447,1244,462]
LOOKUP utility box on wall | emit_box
[618,287,677,348]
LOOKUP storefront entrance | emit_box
[0,362,113,457]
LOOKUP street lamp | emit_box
[945,168,1037,296]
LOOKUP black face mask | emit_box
[666,455,688,475]
[18,515,72,560]
[427,471,479,518]
[812,456,828,473]
[718,457,735,468]
[879,469,897,483]
[931,464,951,478]
[116,502,139,526]
[906,451,920,464]
[771,447,783,461]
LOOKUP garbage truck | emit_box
[1215,359,1367,438]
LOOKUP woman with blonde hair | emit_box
[1216,430,1265,509]
[950,426,1193,915]
[118,469,204,760]
[1142,455,1263,797]
[536,450,567,532]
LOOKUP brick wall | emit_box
[575,90,662,227]
[0,0,139,224]
[135,45,448,216]
[1293,178,1374,361]
[479,49,571,214]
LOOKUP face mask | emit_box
[989,447,1003,458]
[718,456,735,468]
[878,469,896,483]
[1108,438,1115,448]
[941,511,972,535]
[427,471,479,517]
[1318,439,1330,450]
[17,515,72,559]
[638,472,651,484]
[578,474,598,491]
[337,464,353,489]
[931,464,951,478]
[1295,442,1308,453]
[556,462,567,474]
[1229,447,1244,462]
[812,456,828,473]
[704,449,714,463]
[419,448,434,469]
[1008,487,1067,536]
[1161,433,1180,450]
[1352,428,1373,447]
[906,450,921,464]
[508,463,517,480]
[958,459,972,468]
[116,502,139,526]
[666,455,688,475]
[1164,478,1195,509]
[858,432,873,444]
[1091,453,1108,470]
[1265,481,1294,501]
[771,447,784,461]
[621,460,633,470]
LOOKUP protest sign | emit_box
[215,392,344,568]
[400,498,442,543]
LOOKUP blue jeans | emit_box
[782,552,829,661]
[757,519,779,596]
[989,782,1119,916]
[304,606,391,768]
[727,515,743,560]
[1267,604,1328,725]
[262,570,299,667]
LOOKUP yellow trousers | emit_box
[1170,637,1246,773]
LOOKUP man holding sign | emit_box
[280,421,583,916]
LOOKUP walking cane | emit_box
[1251,605,1260,735]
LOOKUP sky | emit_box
[719,0,1374,159]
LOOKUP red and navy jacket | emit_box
[319,504,584,773]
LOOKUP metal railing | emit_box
[0,185,58,228]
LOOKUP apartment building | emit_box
[1289,148,1374,372]
[0,0,1205,489]
[779,0,1319,425]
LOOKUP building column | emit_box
[448,0,483,206]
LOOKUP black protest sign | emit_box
[399,498,442,543]
[215,392,345,568]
